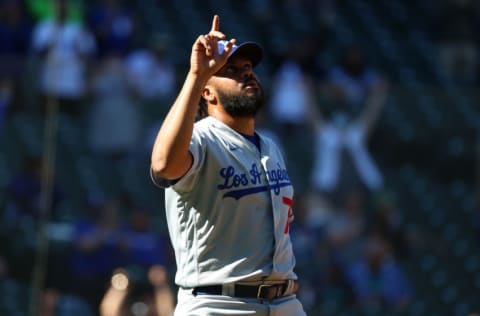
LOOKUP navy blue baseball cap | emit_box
[218,40,263,67]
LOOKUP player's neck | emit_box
[211,112,255,135]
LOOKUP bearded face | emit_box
[216,79,265,117]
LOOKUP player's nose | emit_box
[241,68,254,80]
[239,62,254,79]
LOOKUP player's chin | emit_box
[243,86,263,98]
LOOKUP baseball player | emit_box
[150,15,306,315]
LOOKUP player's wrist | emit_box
[186,70,211,90]
[188,68,210,79]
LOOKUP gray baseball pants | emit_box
[174,288,307,316]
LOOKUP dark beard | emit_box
[217,85,264,117]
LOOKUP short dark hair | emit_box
[197,96,208,119]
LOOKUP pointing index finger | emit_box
[211,15,220,32]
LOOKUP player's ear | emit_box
[202,85,218,104]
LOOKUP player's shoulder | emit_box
[193,116,213,130]
[192,116,216,139]
[193,116,238,137]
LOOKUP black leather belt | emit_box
[192,281,299,301]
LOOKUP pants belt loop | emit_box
[222,283,235,296]
[283,280,294,296]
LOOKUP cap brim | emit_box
[229,42,263,67]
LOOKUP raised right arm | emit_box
[150,15,235,180]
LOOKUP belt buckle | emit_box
[257,284,273,301]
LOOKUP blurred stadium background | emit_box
[1,0,480,315]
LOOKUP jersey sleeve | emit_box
[150,126,205,189]
[150,167,179,188]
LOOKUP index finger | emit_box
[210,15,220,32]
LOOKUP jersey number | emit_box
[283,197,294,234]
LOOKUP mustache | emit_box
[242,78,260,87]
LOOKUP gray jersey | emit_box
[152,116,297,288]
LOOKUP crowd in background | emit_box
[0,0,480,315]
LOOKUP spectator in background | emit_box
[124,33,177,118]
[269,36,322,137]
[31,0,96,117]
[100,266,174,316]
[1,155,65,293]
[325,188,367,266]
[322,44,383,111]
[99,197,175,316]
[311,78,388,201]
[147,265,175,316]
[0,0,33,113]
[370,192,411,260]
[344,233,413,311]
[27,0,83,22]
[269,59,311,135]
[432,0,479,84]
[87,52,141,161]
[70,196,126,310]
[39,287,94,316]
[268,36,323,192]
[87,0,134,58]
[4,155,64,225]
[268,56,317,190]
[122,204,171,274]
